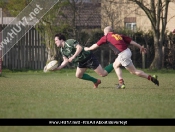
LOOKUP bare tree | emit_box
[101,0,123,29]
[36,0,101,63]
[59,0,101,39]
[128,0,174,69]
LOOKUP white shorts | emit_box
[117,48,132,67]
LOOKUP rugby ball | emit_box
[44,60,58,72]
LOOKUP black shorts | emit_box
[77,53,99,69]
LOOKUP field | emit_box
[0,69,175,132]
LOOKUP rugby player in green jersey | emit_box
[53,33,114,88]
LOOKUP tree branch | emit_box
[128,0,156,31]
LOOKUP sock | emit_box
[119,79,124,85]
[81,73,97,83]
[148,75,152,80]
[104,63,113,73]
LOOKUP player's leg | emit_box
[113,56,125,88]
[125,62,149,78]
[125,62,159,86]
[94,65,108,77]
[104,63,114,74]
[90,51,113,77]
[113,57,123,80]
[94,64,113,77]
[75,67,87,79]
[76,63,100,88]
[75,67,97,82]
[92,64,113,88]
[88,53,113,88]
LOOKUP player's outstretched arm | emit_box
[130,40,147,53]
[84,44,99,51]
[53,57,69,70]
[68,44,82,63]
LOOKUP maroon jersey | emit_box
[96,32,132,55]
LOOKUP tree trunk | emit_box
[45,32,56,63]
[46,48,55,63]
[150,36,162,69]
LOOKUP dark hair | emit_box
[55,33,66,41]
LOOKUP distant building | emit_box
[0,2,101,28]
[57,2,101,29]
[101,0,175,32]
[0,8,36,26]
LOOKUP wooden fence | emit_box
[1,25,48,70]
[1,25,175,70]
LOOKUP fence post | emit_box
[142,45,145,69]
[109,49,111,64]
[101,50,104,67]
[132,46,136,66]
[162,46,165,68]
[146,44,149,68]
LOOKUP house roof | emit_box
[59,3,101,28]
[0,3,102,28]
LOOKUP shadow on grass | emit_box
[100,87,115,89]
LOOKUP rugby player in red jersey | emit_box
[84,26,159,88]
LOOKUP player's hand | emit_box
[140,46,147,53]
[43,66,58,72]
[43,66,48,73]
[84,47,89,51]
[68,56,74,63]
[51,67,58,71]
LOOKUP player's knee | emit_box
[97,72,107,77]
[130,70,136,75]
[113,63,116,68]
[101,71,108,77]
[130,71,141,76]
[135,72,142,76]
[113,63,119,69]
[75,74,82,79]
[101,74,107,77]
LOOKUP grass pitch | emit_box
[0,69,175,132]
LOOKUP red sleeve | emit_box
[96,36,107,46]
[121,35,132,44]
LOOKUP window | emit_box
[124,17,136,31]
[125,23,136,31]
